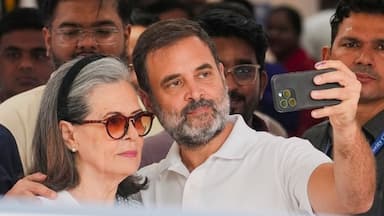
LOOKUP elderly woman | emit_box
[29,55,154,205]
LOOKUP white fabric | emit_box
[138,115,331,215]
[38,190,79,206]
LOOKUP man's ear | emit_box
[218,62,225,77]
[321,46,332,60]
[124,24,132,57]
[259,70,268,101]
[138,89,153,112]
[42,27,52,57]
[59,120,77,151]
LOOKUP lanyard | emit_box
[325,130,384,156]
[372,130,384,155]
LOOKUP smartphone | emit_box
[271,68,341,113]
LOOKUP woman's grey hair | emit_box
[30,56,146,197]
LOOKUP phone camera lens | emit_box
[282,89,291,98]
[280,99,288,108]
[288,98,297,107]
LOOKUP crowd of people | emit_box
[0,0,383,215]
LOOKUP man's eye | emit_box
[342,41,359,48]
[62,29,80,37]
[32,50,48,61]
[95,28,118,38]
[166,79,183,89]
[198,71,211,79]
[376,43,384,51]
[95,29,113,37]
[4,51,21,60]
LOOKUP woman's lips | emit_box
[118,150,137,158]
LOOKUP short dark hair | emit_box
[40,0,132,26]
[330,0,384,45]
[130,8,159,27]
[132,19,220,94]
[268,5,302,36]
[146,0,193,18]
[195,8,268,72]
[0,8,44,38]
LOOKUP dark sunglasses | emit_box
[77,111,154,139]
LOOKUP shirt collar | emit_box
[155,115,256,175]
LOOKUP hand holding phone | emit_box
[271,68,341,113]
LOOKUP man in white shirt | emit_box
[132,18,375,215]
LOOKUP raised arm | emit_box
[307,60,376,214]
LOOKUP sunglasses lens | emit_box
[134,114,153,136]
[106,115,126,139]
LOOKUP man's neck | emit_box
[356,99,384,126]
[179,121,234,172]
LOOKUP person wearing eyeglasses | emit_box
[197,6,287,137]
[29,55,153,205]
[0,0,135,196]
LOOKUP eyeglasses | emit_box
[54,26,120,46]
[224,64,260,85]
[77,111,154,139]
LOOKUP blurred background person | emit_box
[145,0,192,20]
[0,7,53,103]
[301,0,337,61]
[265,5,322,136]
[127,8,159,90]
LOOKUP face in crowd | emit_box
[214,36,267,124]
[42,0,129,68]
[0,29,52,99]
[145,36,230,147]
[324,12,384,104]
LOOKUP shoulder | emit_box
[0,85,45,127]
[0,85,45,110]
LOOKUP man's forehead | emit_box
[51,0,122,27]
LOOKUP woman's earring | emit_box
[71,148,77,153]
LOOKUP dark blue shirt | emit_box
[0,124,23,194]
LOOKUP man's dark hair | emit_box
[330,0,384,45]
[268,5,302,36]
[130,8,159,26]
[223,0,255,16]
[146,0,193,18]
[132,19,220,94]
[0,7,44,38]
[195,8,268,72]
[40,0,132,26]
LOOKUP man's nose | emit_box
[18,54,33,71]
[76,31,98,48]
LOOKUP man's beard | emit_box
[151,88,230,149]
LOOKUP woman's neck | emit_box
[68,165,124,205]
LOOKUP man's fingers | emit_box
[28,181,57,199]
[5,173,57,200]
[24,172,47,182]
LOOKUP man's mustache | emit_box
[351,65,379,79]
[181,99,216,117]
[229,91,245,102]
